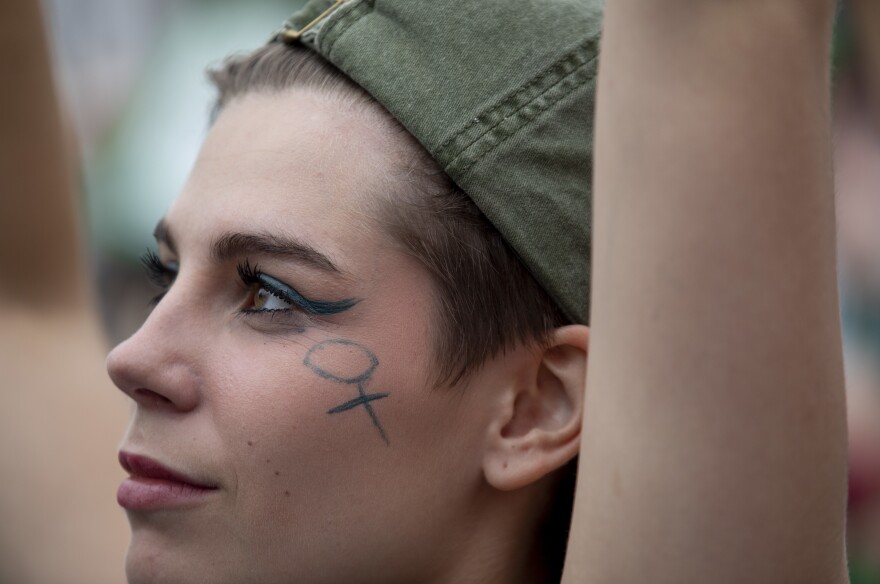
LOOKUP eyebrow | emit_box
[153,219,177,255]
[153,219,345,276]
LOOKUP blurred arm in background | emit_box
[0,0,128,582]
[0,0,82,305]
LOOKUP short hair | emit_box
[209,42,569,388]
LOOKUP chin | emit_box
[125,530,230,584]
[126,539,182,584]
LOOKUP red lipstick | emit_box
[117,451,218,511]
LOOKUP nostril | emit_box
[133,388,174,408]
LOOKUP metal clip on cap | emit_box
[280,0,346,43]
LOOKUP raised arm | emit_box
[0,0,87,308]
[0,3,130,583]
[564,2,847,583]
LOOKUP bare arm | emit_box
[0,0,87,307]
[564,2,847,583]
[0,3,129,583]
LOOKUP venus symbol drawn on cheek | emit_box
[303,339,390,445]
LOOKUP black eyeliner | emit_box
[237,260,359,316]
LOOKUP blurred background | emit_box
[1,0,878,582]
[42,0,304,342]
[834,3,880,583]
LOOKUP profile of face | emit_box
[107,88,585,584]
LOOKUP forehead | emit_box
[166,90,398,260]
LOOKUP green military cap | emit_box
[273,0,602,324]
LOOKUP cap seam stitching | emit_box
[446,52,597,178]
[319,0,374,60]
[448,69,596,325]
[435,37,598,164]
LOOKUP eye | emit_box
[251,286,293,312]
[141,249,178,305]
[237,260,299,314]
[236,259,360,316]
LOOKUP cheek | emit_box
[207,334,423,505]
[213,335,345,450]
[194,327,486,572]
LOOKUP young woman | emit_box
[4,0,848,583]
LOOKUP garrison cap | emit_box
[273,0,601,323]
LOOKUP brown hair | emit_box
[209,43,569,387]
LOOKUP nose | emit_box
[106,294,202,413]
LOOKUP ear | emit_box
[483,325,589,491]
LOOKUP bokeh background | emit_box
[2,0,879,582]
[833,4,880,583]
[43,0,306,342]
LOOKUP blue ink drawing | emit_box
[304,339,390,445]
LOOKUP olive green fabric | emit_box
[274,0,602,323]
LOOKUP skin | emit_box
[563,1,847,583]
[106,90,587,584]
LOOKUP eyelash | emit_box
[139,250,358,318]
[141,250,176,306]
[237,259,359,316]
[236,259,302,315]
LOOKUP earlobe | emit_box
[483,325,589,491]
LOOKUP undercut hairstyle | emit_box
[209,42,569,388]
[209,41,576,582]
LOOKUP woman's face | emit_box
[107,90,497,584]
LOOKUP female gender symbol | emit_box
[303,339,390,445]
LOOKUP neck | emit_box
[429,480,558,584]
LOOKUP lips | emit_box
[119,451,216,488]
[117,451,218,511]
